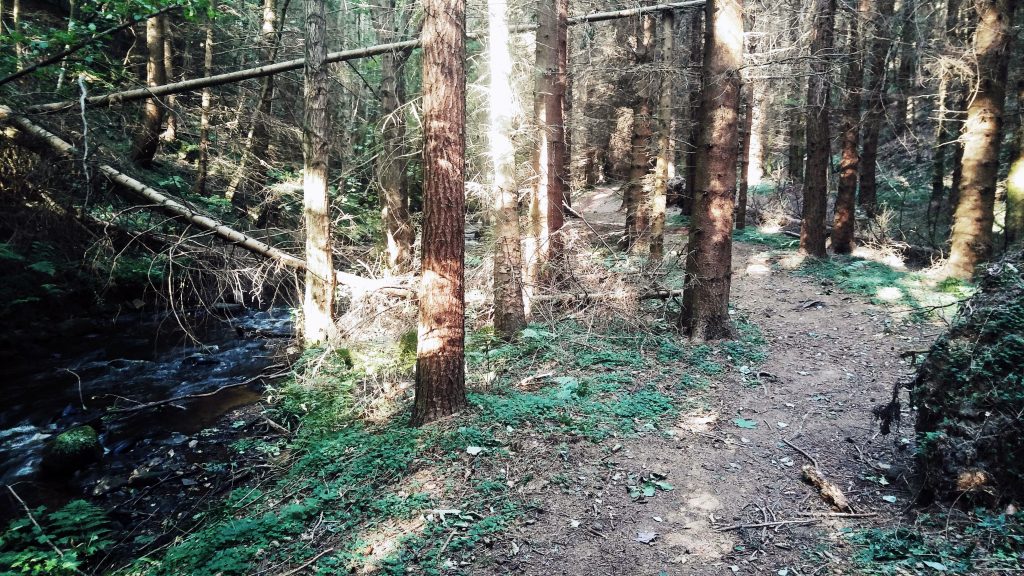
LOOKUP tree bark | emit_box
[785,0,805,184]
[1007,80,1024,248]
[682,0,742,341]
[488,0,527,338]
[192,1,215,196]
[946,0,1017,278]
[736,83,752,230]
[302,0,334,344]
[623,13,655,254]
[680,8,704,214]
[892,0,916,138]
[651,11,675,259]
[160,15,177,143]
[800,0,836,258]
[832,4,866,255]
[130,15,167,167]
[373,0,415,274]
[928,0,963,233]
[413,0,468,425]
[858,0,896,217]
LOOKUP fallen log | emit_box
[531,289,685,303]
[26,1,705,114]
[0,105,414,296]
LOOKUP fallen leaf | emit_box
[922,560,947,571]
[733,418,758,429]
[881,495,898,503]
[466,446,484,456]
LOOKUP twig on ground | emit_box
[273,547,335,576]
[782,438,820,470]
[715,518,819,531]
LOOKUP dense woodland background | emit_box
[0,0,1023,573]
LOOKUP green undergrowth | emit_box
[105,318,767,575]
[734,227,973,320]
[848,509,1024,575]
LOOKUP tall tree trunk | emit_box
[12,0,22,69]
[651,11,675,259]
[527,0,565,285]
[832,4,866,254]
[556,0,570,212]
[413,0,467,425]
[746,78,766,185]
[623,13,655,253]
[130,15,166,167]
[893,0,916,138]
[736,83,752,230]
[161,15,177,142]
[785,0,805,184]
[680,8,703,214]
[56,0,76,90]
[1007,79,1024,248]
[928,0,963,233]
[373,0,414,274]
[488,0,526,338]
[682,0,743,341]
[800,0,836,258]
[946,0,1017,278]
[302,0,335,344]
[192,1,215,196]
[858,0,896,217]
[226,0,288,207]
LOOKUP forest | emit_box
[0,0,1023,572]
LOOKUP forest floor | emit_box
[467,187,941,575]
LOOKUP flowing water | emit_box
[0,306,294,487]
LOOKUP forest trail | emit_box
[479,186,939,575]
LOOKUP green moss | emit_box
[50,426,99,457]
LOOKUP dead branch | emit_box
[531,289,685,303]
[0,106,414,296]
[714,518,820,531]
[107,367,290,415]
[801,465,853,512]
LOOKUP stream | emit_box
[0,306,294,509]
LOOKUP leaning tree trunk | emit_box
[489,0,527,338]
[946,0,1017,279]
[651,10,675,259]
[832,3,866,255]
[800,0,836,258]
[682,0,743,341]
[413,0,468,425]
[372,0,414,274]
[858,0,896,217]
[130,15,167,167]
[301,0,335,344]
[192,1,215,196]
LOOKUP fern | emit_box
[0,500,113,575]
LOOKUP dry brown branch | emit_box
[801,465,853,512]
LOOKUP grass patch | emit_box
[734,227,800,251]
[849,510,1024,574]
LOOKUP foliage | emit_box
[909,253,1024,501]
[849,509,1024,574]
[0,500,114,575]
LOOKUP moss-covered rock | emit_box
[908,251,1024,502]
[41,425,102,476]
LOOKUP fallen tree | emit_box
[0,105,413,296]
[25,1,704,114]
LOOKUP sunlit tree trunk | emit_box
[1007,80,1024,248]
[56,0,75,90]
[682,0,743,341]
[161,15,177,142]
[893,0,916,138]
[832,4,866,255]
[651,11,675,259]
[413,0,467,425]
[946,0,1016,278]
[130,15,166,167]
[373,0,414,273]
[192,2,215,196]
[556,0,570,213]
[488,0,526,338]
[302,0,335,344]
[858,0,896,217]
[12,0,22,69]
[623,14,654,254]
[800,0,835,258]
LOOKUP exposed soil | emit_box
[473,187,939,575]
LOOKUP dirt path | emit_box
[478,188,939,575]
